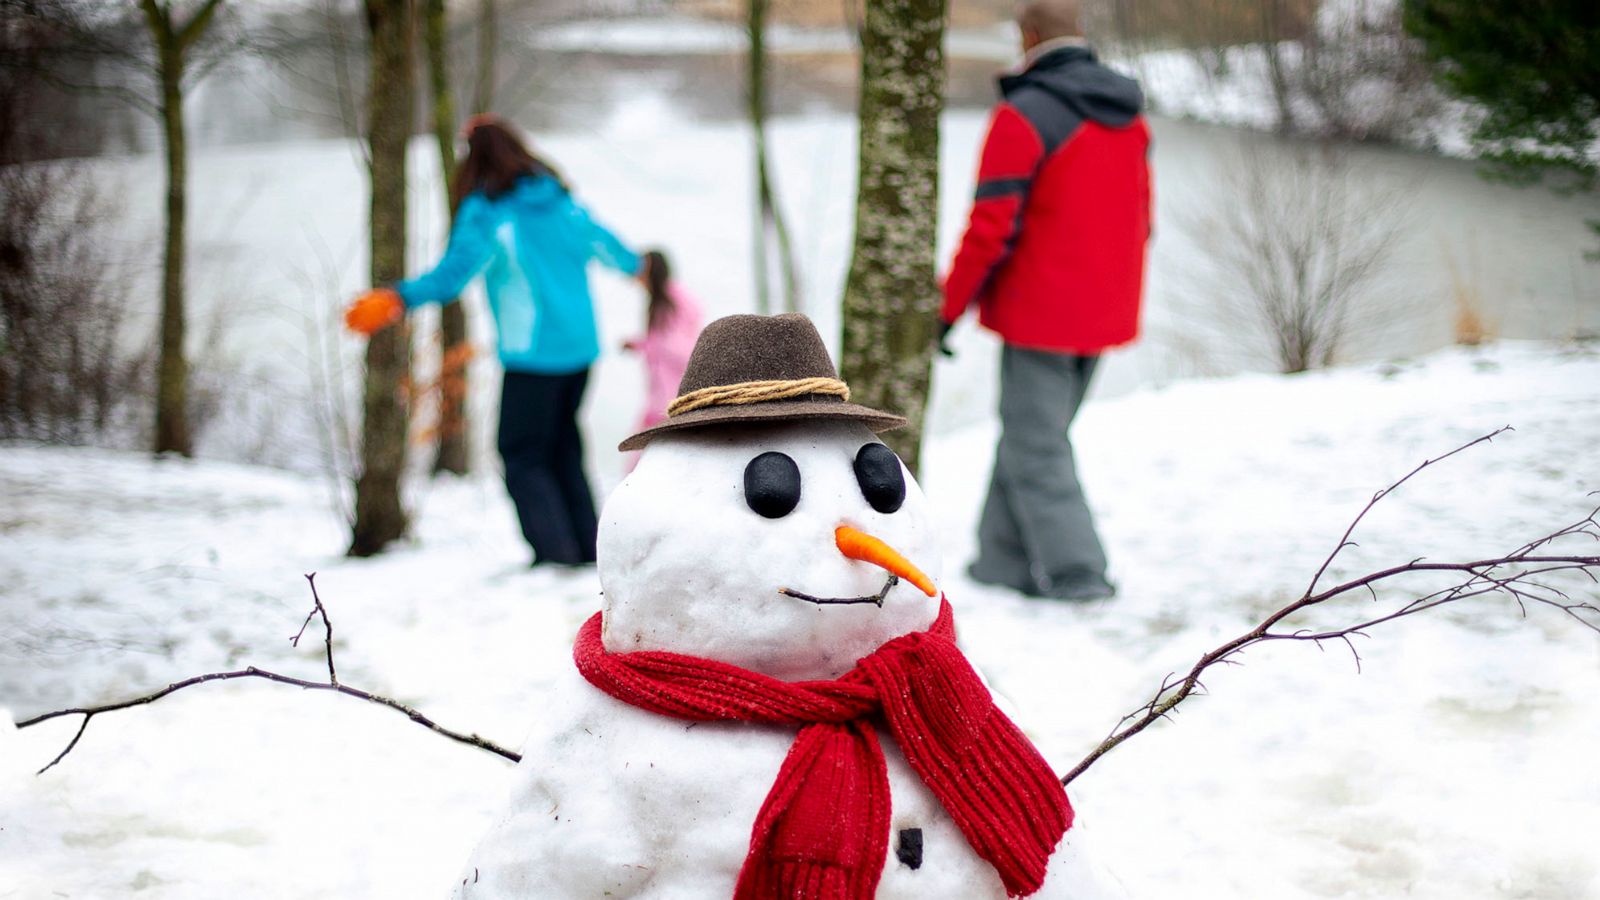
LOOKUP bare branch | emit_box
[15,68,161,118]
[290,572,338,685]
[1303,425,1512,596]
[18,575,520,774]
[1061,430,1600,786]
[136,0,172,47]
[175,0,226,54]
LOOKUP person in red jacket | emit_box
[940,0,1151,601]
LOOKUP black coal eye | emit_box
[854,443,906,514]
[744,451,801,518]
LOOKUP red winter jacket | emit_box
[942,45,1152,355]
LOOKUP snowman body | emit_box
[452,421,1117,899]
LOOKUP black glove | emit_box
[936,320,955,358]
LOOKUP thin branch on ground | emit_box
[290,572,337,685]
[17,574,521,775]
[1061,429,1600,786]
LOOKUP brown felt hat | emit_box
[618,313,907,451]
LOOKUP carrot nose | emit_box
[835,526,937,597]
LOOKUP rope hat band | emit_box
[618,314,904,451]
[666,377,850,418]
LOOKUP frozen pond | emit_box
[80,32,1600,474]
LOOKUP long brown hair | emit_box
[643,250,673,332]
[450,115,566,210]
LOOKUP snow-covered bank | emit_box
[3,340,1597,898]
[1124,42,1474,155]
[524,17,1018,61]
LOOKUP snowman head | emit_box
[599,314,942,681]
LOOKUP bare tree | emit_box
[1101,0,1439,144]
[1293,0,1441,143]
[348,0,414,557]
[1185,139,1409,373]
[838,0,948,475]
[137,0,227,456]
[473,0,495,115]
[5,0,252,455]
[746,0,799,314]
[1256,0,1303,132]
[421,0,470,476]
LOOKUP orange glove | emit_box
[344,288,404,335]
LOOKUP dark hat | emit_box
[618,313,907,451]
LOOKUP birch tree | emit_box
[349,0,413,556]
[838,0,948,475]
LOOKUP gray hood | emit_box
[999,45,1144,128]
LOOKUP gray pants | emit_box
[971,346,1107,593]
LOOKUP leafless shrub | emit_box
[0,41,150,445]
[1184,139,1413,373]
[1293,0,1443,144]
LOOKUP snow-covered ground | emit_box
[3,340,1597,898]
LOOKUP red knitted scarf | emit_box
[573,596,1073,898]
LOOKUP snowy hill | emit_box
[2,340,1598,898]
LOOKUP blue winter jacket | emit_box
[395,173,640,374]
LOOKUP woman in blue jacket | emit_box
[346,115,639,566]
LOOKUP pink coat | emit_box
[631,284,703,431]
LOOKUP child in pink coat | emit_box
[624,250,702,466]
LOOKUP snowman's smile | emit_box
[778,574,900,608]
[771,527,937,609]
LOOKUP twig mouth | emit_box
[779,574,900,608]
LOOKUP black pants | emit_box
[497,369,598,565]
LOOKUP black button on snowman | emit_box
[451,315,1119,899]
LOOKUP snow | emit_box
[8,21,1600,893]
[524,10,1480,156]
[527,17,850,57]
[1113,1,1479,157]
[448,668,1120,899]
[78,99,1600,480]
[4,339,1598,897]
[524,17,1018,62]
[598,420,942,681]
[452,415,1117,897]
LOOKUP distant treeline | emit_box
[1092,0,1319,48]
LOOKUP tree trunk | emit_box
[747,0,799,314]
[838,0,947,476]
[1261,0,1296,132]
[423,0,469,476]
[153,34,191,456]
[350,0,414,557]
[473,0,496,115]
[136,0,223,456]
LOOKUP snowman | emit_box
[454,314,1117,899]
